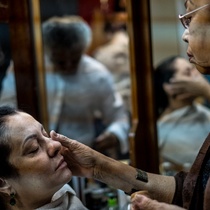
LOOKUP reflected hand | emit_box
[131,193,185,210]
[94,132,120,159]
[169,71,210,101]
[94,132,119,151]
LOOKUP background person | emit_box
[154,55,210,171]
[42,15,130,160]
[93,19,131,113]
[164,63,210,107]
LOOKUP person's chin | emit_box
[194,63,210,75]
[56,162,72,181]
[59,168,72,184]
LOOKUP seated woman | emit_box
[0,106,87,210]
[154,55,210,171]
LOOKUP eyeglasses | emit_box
[179,4,210,29]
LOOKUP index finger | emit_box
[50,130,74,147]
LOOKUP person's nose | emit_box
[46,138,62,157]
[182,29,189,43]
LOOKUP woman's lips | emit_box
[56,158,67,171]
[187,52,193,62]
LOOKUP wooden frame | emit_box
[0,0,48,129]
[0,0,159,173]
[127,0,159,173]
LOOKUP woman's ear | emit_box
[0,178,11,195]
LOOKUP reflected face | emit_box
[173,58,196,78]
[182,0,210,74]
[48,48,82,75]
[163,58,197,101]
[7,112,72,207]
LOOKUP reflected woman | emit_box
[154,55,210,170]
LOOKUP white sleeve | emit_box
[96,71,130,154]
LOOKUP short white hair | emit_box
[42,15,92,52]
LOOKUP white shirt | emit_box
[36,184,88,210]
[47,55,130,154]
[158,103,210,166]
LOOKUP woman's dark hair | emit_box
[0,106,19,209]
[153,55,182,118]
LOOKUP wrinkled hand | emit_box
[168,70,210,101]
[50,130,97,178]
[130,193,185,210]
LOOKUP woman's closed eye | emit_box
[28,146,39,154]
[23,139,40,156]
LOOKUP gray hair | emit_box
[42,15,92,52]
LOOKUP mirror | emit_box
[40,0,131,161]
[0,0,198,176]
[151,0,210,175]
[40,0,131,206]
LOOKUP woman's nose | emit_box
[182,29,189,43]
[47,138,61,157]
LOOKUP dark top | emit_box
[172,133,210,210]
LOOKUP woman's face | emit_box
[7,112,72,207]
[173,58,196,78]
[182,0,210,74]
[163,58,196,101]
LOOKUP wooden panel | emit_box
[8,0,48,128]
[31,0,48,128]
[0,0,9,23]
[127,0,159,173]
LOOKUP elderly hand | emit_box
[50,130,98,178]
[130,193,185,210]
[168,69,210,101]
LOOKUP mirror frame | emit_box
[1,0,159,173]
[127,0,159,173]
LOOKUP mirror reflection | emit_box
[1,0,210,187]
[151,0,210,175]
[154,55,210,175]
[1,0,210,208]
[40,1,131,207]
[42,0,130,162]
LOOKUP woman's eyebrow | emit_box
[23,125,43,147]
[22,134,37,148]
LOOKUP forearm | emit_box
[51,131,176,204]
[93,154,176,204]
